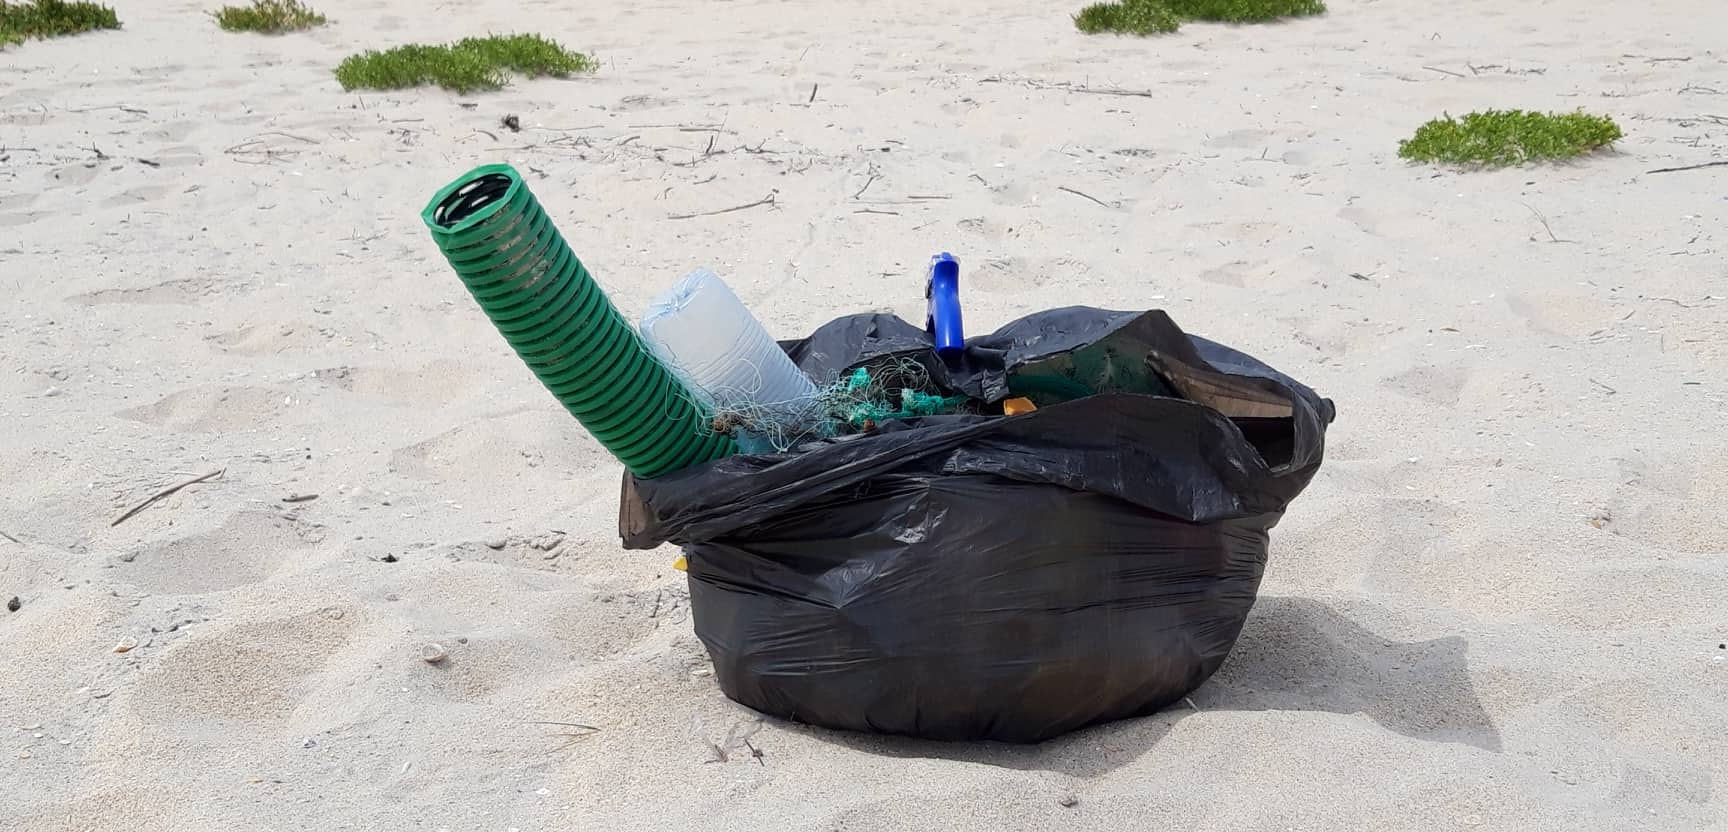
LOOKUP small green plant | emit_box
[1398,110,1624,167]
[334,33,594,93]
[1163,0,1325,23]
[0,0,120,46]
[1075,0,1180,34]
[213,0,325,33]
[1075,0,1322,34]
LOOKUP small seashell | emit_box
[113,637,138,654]
[420,643,447,664]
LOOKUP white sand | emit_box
[3,0,1727,828]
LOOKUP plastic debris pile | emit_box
[421,163,989,475]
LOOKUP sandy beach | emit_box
[3,0,1726,828]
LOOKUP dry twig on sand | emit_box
[1520,203,1572,243]
[532,721,600,753]
[1058,185,1119,209]
[1645,160,1728,174]
[980,76,1154,98]
[112,469,226,527]
[668,192,777,220]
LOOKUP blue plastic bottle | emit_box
[925,252,964,361]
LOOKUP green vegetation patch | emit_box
[1398,110,1624,167]
[214,0,326,33]
[1075,0,1180,35]
[1162,0,1325,23]
[334,33,594,93]
[1075,0,1322,35]
[0,0,120,46]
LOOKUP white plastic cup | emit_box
[639,269,818,413]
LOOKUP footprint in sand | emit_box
[1593,455,1728,552]
[118,385,294,433]
[68,277,221,306]
[968,256,1088,294]
[204,322,333,355]
[1611,449,1697,500]
[1203,128,1275,150]
[1380,361,1470,407]
[955,217,1007,240]
[102,184,177,207]
[411,636,566,703]
[1337,193,1439,240]
[390,410,607,481]
[141,121,202,144]
[545,587,663,662]
[0,191,39,212]
[142,144,205,169]
[49,162,105,188]
[116,511,322,595]
[312,361,483,407]
[1276,314,1362,358]
[1503,292,1629,339]
[0,211,49,227]
[409,586,667,703]
[130,606,356,721]
[1198,260,1258,288]
[1195,219,1295,245]
[986,179,1033,206]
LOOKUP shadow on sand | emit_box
[807,595,1501,777]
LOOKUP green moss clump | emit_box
[1075,0,1180,35]
[0,0,120,46]
[1074,0,1323,35]
[1398,110,1624,167]
[1162,0,1325,23]
[214,0,327,34]
[334,33,595,93]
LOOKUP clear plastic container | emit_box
[639,269,818,414]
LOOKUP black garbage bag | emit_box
[620,307,1334,743]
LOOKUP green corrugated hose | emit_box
[421,163,733,478]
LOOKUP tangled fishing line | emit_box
[702,356,969,453]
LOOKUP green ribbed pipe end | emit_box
[421,163,734,478]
